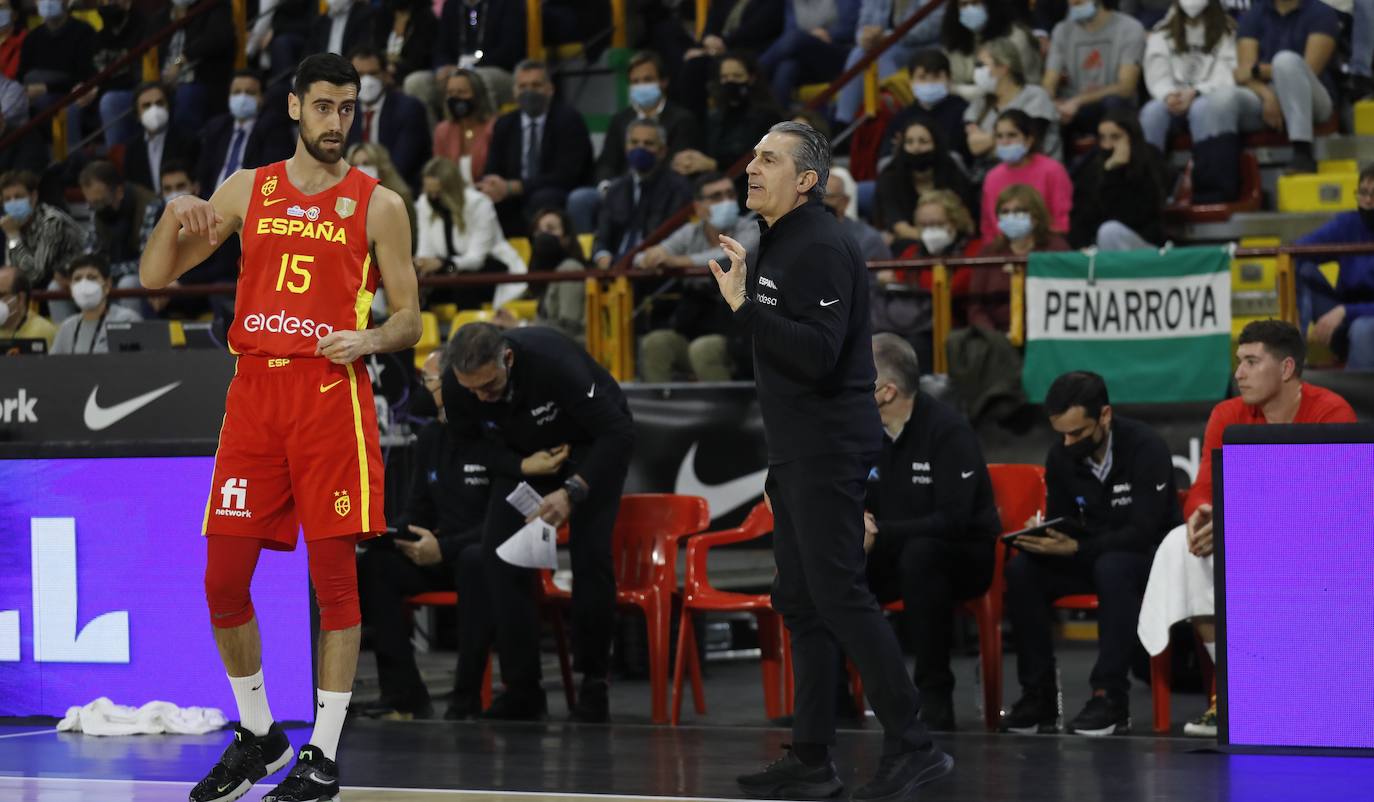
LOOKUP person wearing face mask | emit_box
[124,82,200,193]
[832,0,947,126]
[198,70,296,194]
[978,109,1072,243]
[590,119,691,269]
[1293,164,1374,368]
[527,208,590,342]
[50,254,143,355]
[433,69,496,181]
[876,120,977,245]
[1068,109,1168,250]
[0,169,89,293]
[1041,0,1147,141]
[671,53,782,191]
[78,160,155,314]
[1000,371,1179,737]
[637,172,760,382]
[17,0,94,139]
[963,38,1061,166]
[307,0,376,58]
[91,0,147,148]
[134,160,218,321]
[940,0,1043,102]
[480,59,593,236]
[0,266,57,350]
[968,183,1068,331]
[676,0,785,122]
[346,46,432,190]
[1139,0,1237,156]
[881,49,972,163]
[0,0,27,81]
[150,0,236,133]
[756,0,861,109]
[371,0,436,92]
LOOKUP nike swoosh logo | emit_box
[83,382,182,431]
[250,684,262,692]
[217,781,237,793]
[320,379,343,393]
[674,442,767,518]
[819,298,840,307]
[263,197,287,206]
[586,383,596,398]
[961,471,974,479]
[307,771,334,785]
[1156,483,1167,491]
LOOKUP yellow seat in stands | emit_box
[1277,171,1357,212]
[1356,100,1374,136]
[504,299,539,320]
[451,309,494,333]
[432,304,459,323]
[509,237,531,264]
[413,311,440,370]
[578,233,594,260]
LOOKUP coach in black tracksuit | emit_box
[442,323,634,723]
[710,122,951,801]
[1001,371,1180,737]
[864,334,1000,731]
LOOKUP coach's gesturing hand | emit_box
[166,194,226,246]
[709,234,749,311]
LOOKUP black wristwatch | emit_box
[562,477,588,505]
[1251,62,1261,80]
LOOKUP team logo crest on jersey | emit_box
[335,197,357,219]
[261,176,278,197]
[333,490,351,517]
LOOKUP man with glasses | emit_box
[637,171,759,381]
[1295,163,1374,367]
[356,351,493,720]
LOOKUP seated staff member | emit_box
[865,333,1001,731]
[1137,320,1355,737]
[1002,371,1181,737]
[357,352,493,721]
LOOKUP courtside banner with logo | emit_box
[1022,246,1233,404]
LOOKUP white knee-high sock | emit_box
[228,670,274,736]
[310,689,351,761]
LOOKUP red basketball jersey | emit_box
[229,163,381,358]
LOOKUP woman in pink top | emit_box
[432,68,495,181]
[979,108,1072,243]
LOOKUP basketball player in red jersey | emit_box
[140,54,420,802]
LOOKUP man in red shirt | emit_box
[1137,320,1356,737]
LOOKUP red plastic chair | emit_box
[402,591,494,710]
[669,502,785,725]
[539,493,711,723]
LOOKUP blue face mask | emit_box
[708,199,739,231]
[627,146,658,174]
[1069,2,1097,23]
[628,82,662,110]
[36,0,63,19]
[228,92,258,120]
[3,197,33,223]
[911,81,948,106]
[998,211,1033,240]
[996,142,1029,163]
[0,8,12,27]
[959,4,988,32]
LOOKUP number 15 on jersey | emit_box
[276,253,315,294]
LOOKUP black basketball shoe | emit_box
[188,723,293,802]
[261,744,341,802]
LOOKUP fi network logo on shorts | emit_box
[215,477,252,519]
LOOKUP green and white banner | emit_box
[1022,246,1233,404]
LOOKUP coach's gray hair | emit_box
[873,333,920,397]
[768,121,830,201]
[625,118,667,147]
[445,321,509,374]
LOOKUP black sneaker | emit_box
[189,723,293,802]
[444,695,484,721]
[1287,149,1318,175]
[1000,686,1060,734]
[851,744,955,802]
[262,744,340,802]
[918,693,955,732]
[1068,693,1130,737]
[569,679,610,723]
[479,688,548,721]
[736,749,845,799]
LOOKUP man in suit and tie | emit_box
[346,46,431,190]
[591,119,690,268]
[196,70,296,194]
[124,81,199,193]
[478,59,593,236]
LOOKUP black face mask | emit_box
[447,98,472,119]
[1360,207,1374,232]
[906,149,937,172]
[719,81,749,108]
[425,193,443,208]
[1063,427,1102,462]
[530,232,565,266]
[95,202,121,222]
[101,5,127,26]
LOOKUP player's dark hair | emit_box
[1044,371,1110,420]
[293,53,361,100]
[445,321,509,374]
[1238,319,1306,377]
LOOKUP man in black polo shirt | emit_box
[442,322,634,723]
[865,334,1000,732]
[1001,371,1180,737]
[710,121,953,801]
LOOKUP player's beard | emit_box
[300,123,345,165]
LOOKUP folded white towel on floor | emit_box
[57,697,228,736]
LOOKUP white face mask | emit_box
[973,65,999,93]
[356,164,379,179]
[920,226,955,255]
[140,104,169,133]
[0,296,11,328]
[71,278,105,311]
[1178,0,1208,17]
[358,75,384,105]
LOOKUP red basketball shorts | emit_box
[203,354,385,549]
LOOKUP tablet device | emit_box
[1001,517,1068,544]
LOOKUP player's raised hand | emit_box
[708,234,748,311]
[316,329,375,364]
[166,195,225,246]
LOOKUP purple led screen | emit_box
[0,457,314,720]
[1222,442,1374,749]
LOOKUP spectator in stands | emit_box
[0,74,43,173]
[969,183,1069,331]
[1138,320,1355,737]
[677,0,784,121]
[637,172,759,382]
[0,265,57,349]
[78,160,153,313]
[882,49,972,162]
[92,0,147,148]
[876,119,977,245]
[151,0,235,133]
[834,0,947,125]
[1,169,88,292]
[374,0,437,93]
[51,254,142,354]
[1202,0,1340,174]
[979,109,1072,243]
[415,156,526,310]
[18,0,94,141]
[757,0,861,108]
[942,0,1043,102]
[1139,0,1238,154]
[348,46,432,189]
[357,351,492,721]
[435,0,526,75]
[1042,0,1147,142]
[1002,371,1180,737]
[0,0,25,81]
[433,69,495,182]
[528,207,590,343]
[307,0,375,58]
[1347,0,1373,101]
[197,70,296,194]
[671,53,781,181]
[898,188,978,259]
[1296,164,1374,367]
[347,142,418,248]
[481,59,594,236]
[965,38,1062,165]
[592,120,692,268]
[1068,109,1168,250]
[824,172,892,261]
[132,160,199,317]
[124,82,200,194]
[865,332,1000,731]
[245,0,314,81]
